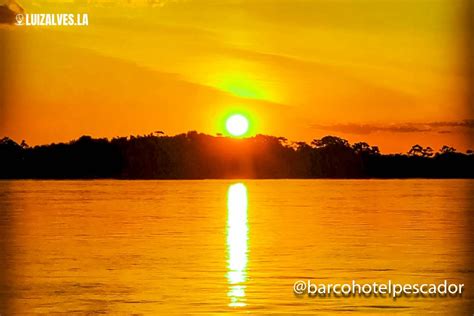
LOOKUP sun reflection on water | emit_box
[226,183,249,307]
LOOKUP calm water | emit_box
[0,180,472,315]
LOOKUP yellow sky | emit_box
[0,0,472,153]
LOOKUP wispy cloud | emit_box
[0,0,23,24]
[311,120,474,135]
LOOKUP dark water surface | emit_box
[0,180,472,315]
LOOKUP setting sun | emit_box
[226,114,249,137]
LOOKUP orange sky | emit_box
[0,0,472,153]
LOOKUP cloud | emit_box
[311,120,474,135]
[428,120,474,128]
[0,0,23,24]
[0,5,16,24]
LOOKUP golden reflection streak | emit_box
[226,183,249,307]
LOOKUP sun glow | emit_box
[226,114,249,137]
[226,183,249,307]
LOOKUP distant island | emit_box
[1,132,473,179]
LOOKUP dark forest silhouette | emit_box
[0,132,473,179]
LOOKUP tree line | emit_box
[0,132,472,179]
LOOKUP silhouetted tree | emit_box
[422,146,434,157]
[20,140,29,148]
[440,145,456,154]
[408,144,424,157]
[352,142,370,154]
[0,133,472,179]
[312,136,349,148]
[370,146,380,155]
